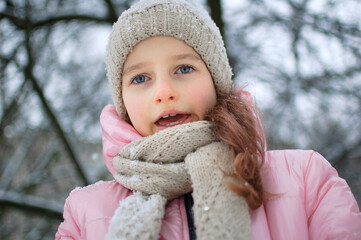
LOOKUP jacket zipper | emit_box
[184,192,196,240]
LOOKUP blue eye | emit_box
[132,75,149,84]
[176,65,193,74]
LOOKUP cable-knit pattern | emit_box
[113,121,216,200]
[186,142,251,240]
[107,121,251,240]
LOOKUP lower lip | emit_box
[155,114,193,131]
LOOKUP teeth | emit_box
[165,121,182,126]
[162,114,177,119]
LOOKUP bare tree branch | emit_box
[103,0,118,23]
[0,130,38,190]
[0,190,63,219]
[206,0,236,75]
[0,82,25,135]
[33,13,113,28]
[23,20,90,185]
[206,0,225,39]
[0,10,112,30]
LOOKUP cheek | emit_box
[125,100,139,120]
[123,92,146,127]
[187,79,217,114]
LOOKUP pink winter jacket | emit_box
[56,105,361,239]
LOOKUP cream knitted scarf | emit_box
[106,121,251,240]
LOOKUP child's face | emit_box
[122,36,217,137]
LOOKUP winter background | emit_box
[0,0,360,239]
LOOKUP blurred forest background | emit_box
[0,0,360,239]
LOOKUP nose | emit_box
[153,77,179,104]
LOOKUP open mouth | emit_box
[155,113,192,127]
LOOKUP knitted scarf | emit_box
[106,121,251,240]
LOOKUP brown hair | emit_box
[205,90,266,209]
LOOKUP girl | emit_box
[56,0,361,239]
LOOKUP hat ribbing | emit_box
[106,0,233,118]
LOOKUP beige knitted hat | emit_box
[106,0,233,118]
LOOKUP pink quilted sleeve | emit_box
[305,152,361,239]
[55,191,81,240]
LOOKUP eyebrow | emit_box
[172,53,202,61]
[123,62,148,77]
